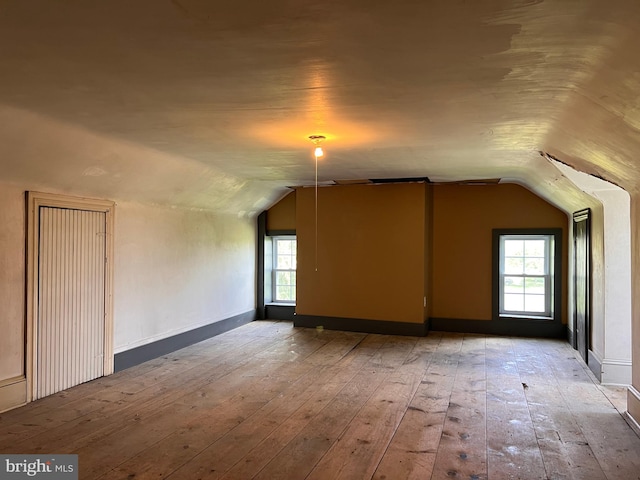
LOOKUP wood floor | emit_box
[1,321,639,480]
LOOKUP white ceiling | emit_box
[1,0,639,214]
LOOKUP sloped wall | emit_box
[266,191,295,232]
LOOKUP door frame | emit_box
[26,191,115,402]
[572,208,591,360]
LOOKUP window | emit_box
[272,236,296,303]
[493,229,561,321]
[500,235,552,316]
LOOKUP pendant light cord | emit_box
[308,134,325,273]
[315,153,318,272]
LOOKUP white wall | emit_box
[0,183,26,382]
[114,202,256,352]
[554,162,632,385]
[0,181,257,411]
[598,189,632,385]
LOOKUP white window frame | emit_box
[272,236,296,303]
[499,234,553,318]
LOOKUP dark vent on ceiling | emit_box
[368,177,431,184]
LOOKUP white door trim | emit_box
[26,191,115,402]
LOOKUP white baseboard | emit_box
[626,386,640,438]
[0,376,27,413]
[625,411,640,438]
[601,359,632,386]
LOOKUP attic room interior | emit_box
[2,0,640,478]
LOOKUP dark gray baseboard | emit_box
[265,304,296,321]
[114,310,256,372]
[429,317,566,338]
[294,314,428,337]
[587,350,602,381]
[266,229,296,236]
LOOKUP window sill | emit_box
[266,302,296,307]
[499,314,554,321]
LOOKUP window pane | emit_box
[524,240,545,257]
[277,240,292,254]
[504,257,524,274]
[277,271,292,285]
[504,276,524,293]
[504,294,524,311]
[524,294,545,312]
[276,285,295,301]
[504,240,524,257]
[524,258,545,275]
[277,255,292,269]
[524,277,545,294]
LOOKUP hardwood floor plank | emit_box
[191,369,385,480]
[218,335,390,480]
[545,342,640,479]
[515,338,608,480]
[79,335,334,478]
[430,334,488,480]
[245,337,416,480]
[307,370,420,480]
[91,372,306,479]
[2,323,640,480]
[99,392,266,480]
[105,332,366,479]
[305,338,426,480]
[485,337,547,480]
[372,332,460,480]
[301,330,369,366]
[0,321,285,428]
[0,322,305,452]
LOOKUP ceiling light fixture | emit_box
[309,135,325,159]
[309,135,326,272]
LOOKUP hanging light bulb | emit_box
[309,135,326,159]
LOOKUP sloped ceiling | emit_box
[1,0,639,214]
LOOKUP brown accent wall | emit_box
[425,185,434,320]
[268,182,568,330]
[295,183,427,324]
[431,183,568,323]
[266,191,296,232]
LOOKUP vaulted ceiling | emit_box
[1,0,639,214]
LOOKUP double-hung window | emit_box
[499,235,552,316]
[272,236,296,303]
[494,229,561,321]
